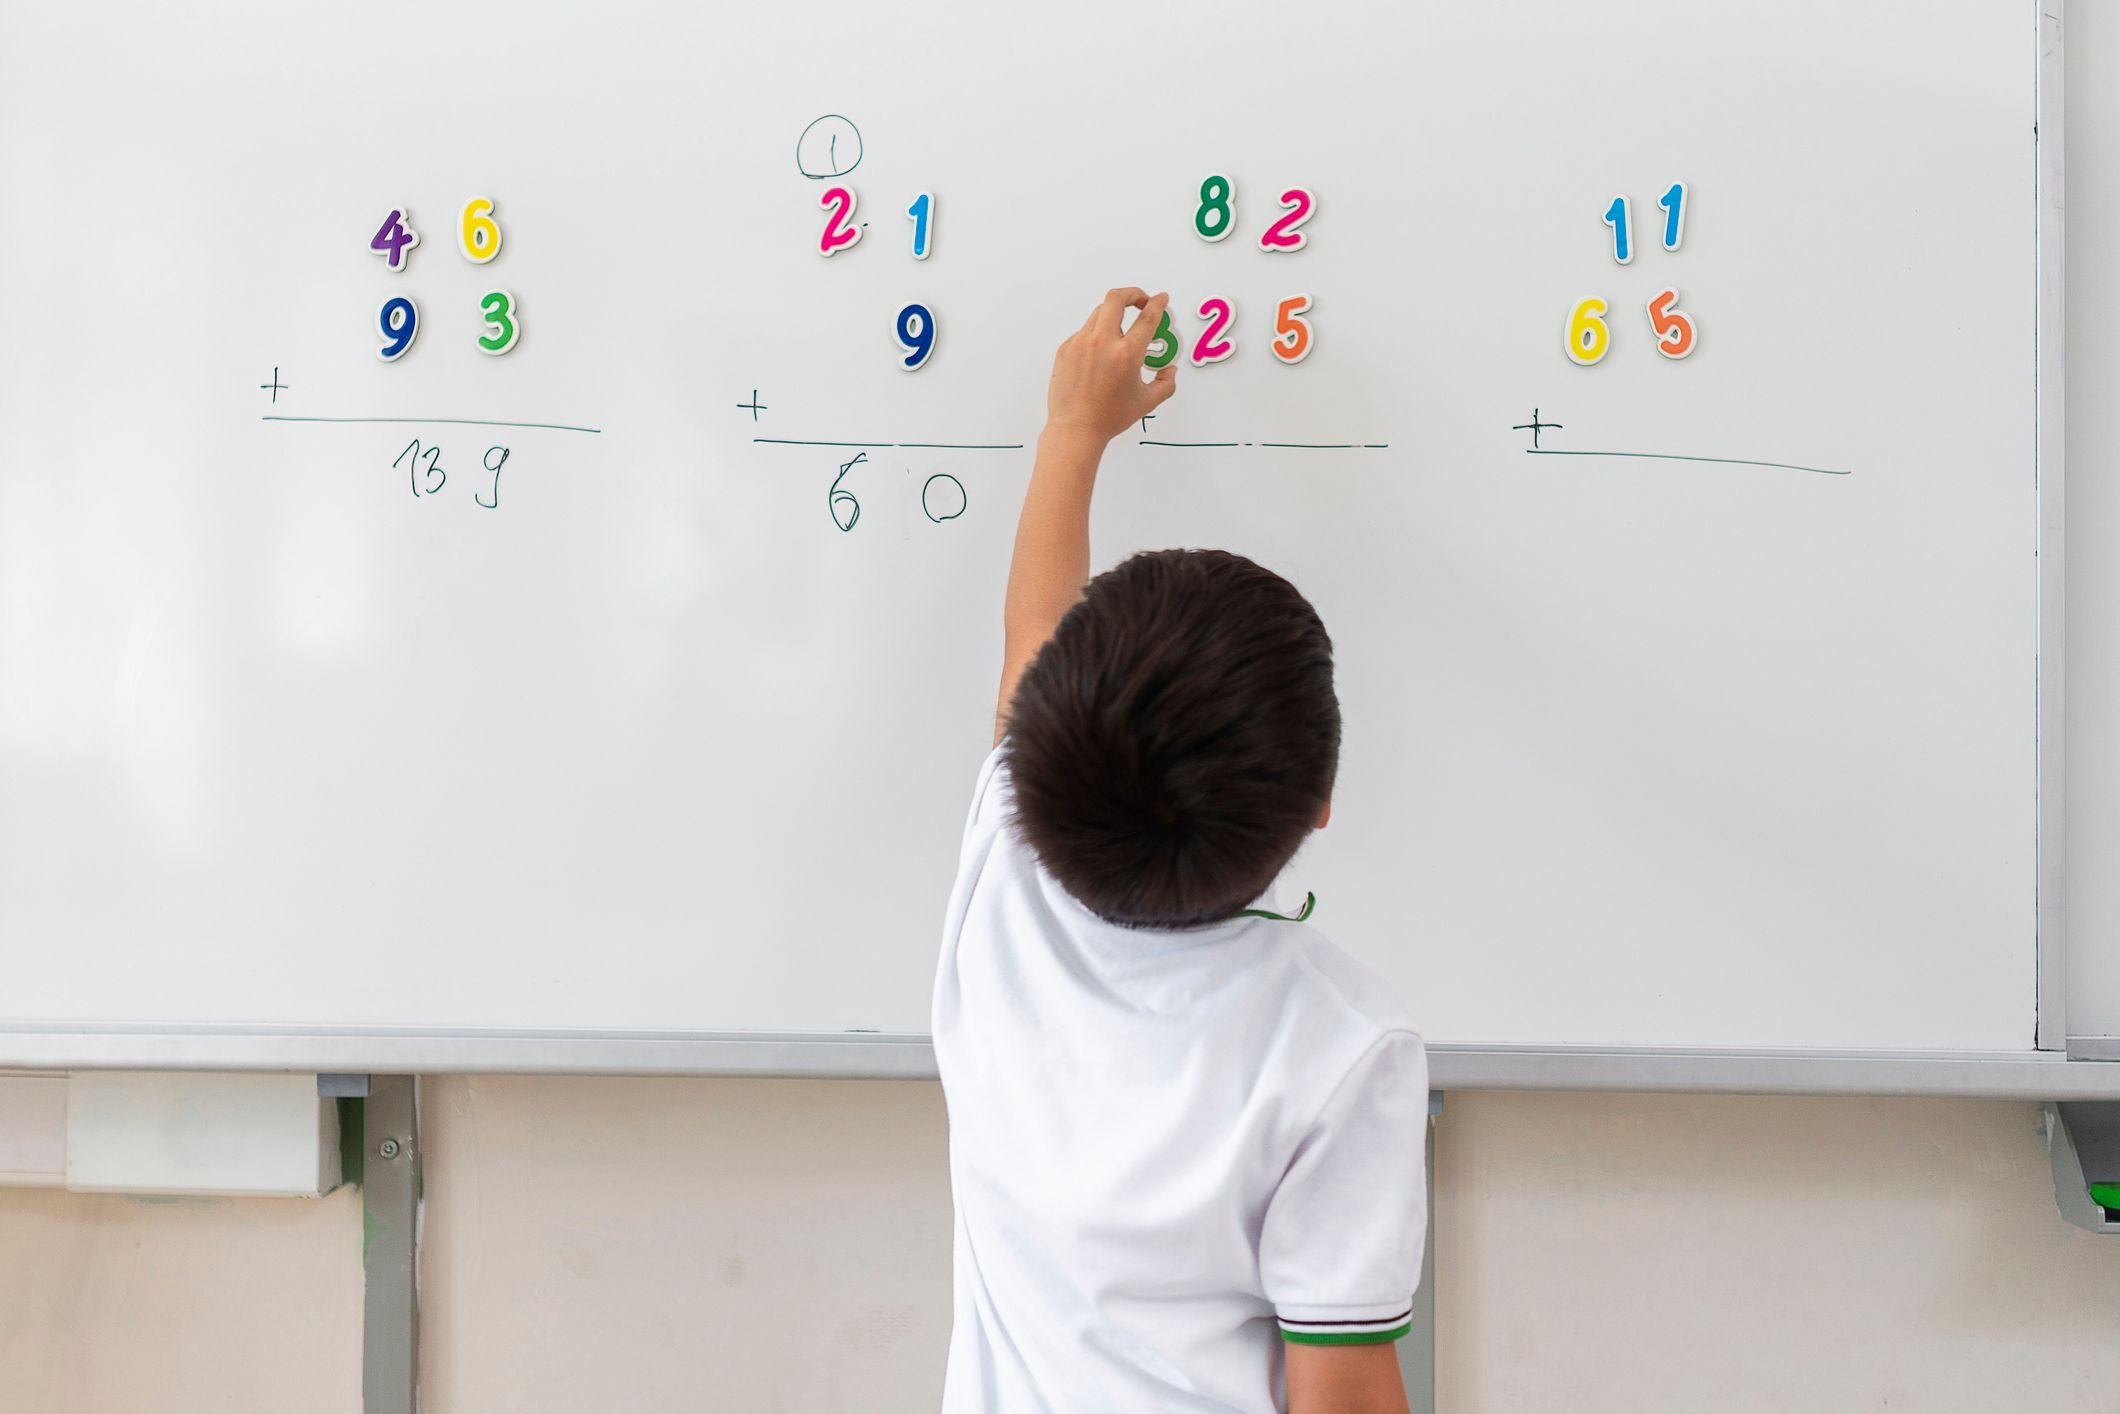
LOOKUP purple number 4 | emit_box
[369,208,419,271]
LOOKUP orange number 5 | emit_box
[1647,287,1697,359]
[1272,295,1314,365]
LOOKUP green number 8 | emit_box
[1142,308,1179,369]
[1194,173,1235,243]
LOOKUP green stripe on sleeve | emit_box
[1280,1322,1413,1347]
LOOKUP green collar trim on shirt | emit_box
[1235,891,1315,923]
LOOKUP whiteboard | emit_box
[0,0,2044,1051]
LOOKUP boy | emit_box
[934,289,1429,1413]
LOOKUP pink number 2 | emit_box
[818,186,862,257]
[1258,187,1315,252]
[1191,298,1236,366]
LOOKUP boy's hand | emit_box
[1044,287,1179,446]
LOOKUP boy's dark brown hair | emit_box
[1002,549,1340,929]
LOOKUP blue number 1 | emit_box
[1658,181,1687,251]
[906,191,934,260]
[1603,195,1632,265]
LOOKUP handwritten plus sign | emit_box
[737,389,768,421]
[259,366,288,403]
[1511,407,1562,449]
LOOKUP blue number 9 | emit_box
[377,296,419,361]
[896,302,936,371]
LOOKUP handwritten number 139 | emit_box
[396,440,510,508]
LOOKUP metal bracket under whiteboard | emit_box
[2046,1102,2120,1234]
[361,1076,419,1414]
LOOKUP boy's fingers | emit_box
[1123,293,1172,354]
[1096,286,1150,334]
[1134,364,1176,412]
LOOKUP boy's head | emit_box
[1002,549,1340,930]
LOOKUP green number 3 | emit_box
[1194,173,1235,243]
[1142,308,1179,369]
[477,289,520,355]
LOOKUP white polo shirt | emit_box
[933,746,1428,1413]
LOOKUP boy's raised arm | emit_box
[994,288,1177,743]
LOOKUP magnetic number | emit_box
[477,290,520,355]
[1194,174,1235,243]
[1191,297,1235,366]
[819,186,862,256]
[369,208,418,271]
[896,302,937,370]
[1646,287,1696,359]
[1258,188,1315,252]
[1271,295,1313,365]
[1603,195,1632,265]
[377,295,419,361]
[1564,296,1610,365]
[1658,181,1687,251]
[396,439,444,496]
[458,196,502,264]
[906,191,934,260]
[1141,308,1179,369]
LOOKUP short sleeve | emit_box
[1258,1030,1429,1345]
[962,743,1012,846]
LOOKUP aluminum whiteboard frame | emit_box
[0,3,2075,1077]
[2041,6,2112,1064]
[2037,0,2068,1052]
[4,1026,2120,1098]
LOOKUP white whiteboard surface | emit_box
[0,0,2041,1050]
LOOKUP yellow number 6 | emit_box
[459,196,502,264]
[1564,296,1610,366]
